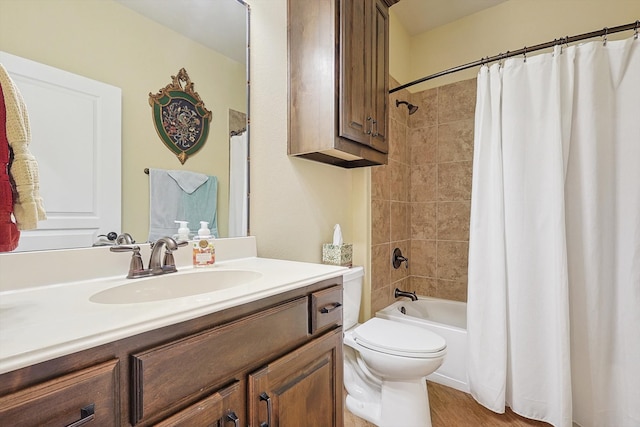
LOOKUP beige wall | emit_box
[388,8,412,87]
[391,0,640,91]
[0,0,247,240]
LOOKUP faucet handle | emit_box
[110,245,151,279]
[161,240,189,273]
[109,244,137,253]
[392,247,409,269]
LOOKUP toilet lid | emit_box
[353,318,446,357]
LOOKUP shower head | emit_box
[396,99,419,115]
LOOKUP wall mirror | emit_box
[0,0,249,252]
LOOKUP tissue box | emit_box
[322,243,353,267]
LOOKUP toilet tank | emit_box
[342,266,364,329]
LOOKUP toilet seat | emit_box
[353,318,446,358]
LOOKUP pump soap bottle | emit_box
[173,220,190,241]
[193,221,215,267]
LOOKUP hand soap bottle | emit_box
[173,220,190,241]
[193,221,215,267]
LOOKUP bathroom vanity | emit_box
[0,238,346,426]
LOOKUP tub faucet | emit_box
[392,248,408,269]
[394,288,418,301]
[148,237,187,275]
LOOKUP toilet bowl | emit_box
[342,267,447,427]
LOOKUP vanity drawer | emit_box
[0,359,119,427]
[130,297,308,425]
[309,285,343,334]
[155,380,243,427]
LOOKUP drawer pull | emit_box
[259,392,272,427]
[225,410,239,427]
[65,404,95,427]
[320,302,342,314]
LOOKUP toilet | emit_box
[342,266,446,427]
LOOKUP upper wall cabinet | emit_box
[288,0,399,168]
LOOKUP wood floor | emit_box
[344,381,552,427]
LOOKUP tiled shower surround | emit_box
[370,77,476,313]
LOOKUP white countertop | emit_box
[0,249,348,375]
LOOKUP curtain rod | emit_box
[390,20,639,94]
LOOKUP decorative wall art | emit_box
[149,68,212,164]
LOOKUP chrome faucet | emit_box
[394,288,418,301]
[110,236,187,278]
[148,237,186,275]
[115,232,134,245]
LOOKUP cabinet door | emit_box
[0,359,119,427]
[248,329,343,427]
[339,0,372,145]
[369,0,389,153]
[155,380,243,427]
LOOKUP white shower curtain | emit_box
[467,36,639,427]
[228,132,248,237]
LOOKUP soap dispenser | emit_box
[174,220,190,241]
[193,221,215,267]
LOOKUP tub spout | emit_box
[394,288,418,301]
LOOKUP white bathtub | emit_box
[376,297,469,393]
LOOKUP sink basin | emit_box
[90,269,262,304]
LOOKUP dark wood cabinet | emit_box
[154,381,242,427]
[288,0,398,168]
[248,329,343,427]
[129,298,309,425]
[0,359,119,427]
[0,279,344,427]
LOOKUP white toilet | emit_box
[342,266,447,427]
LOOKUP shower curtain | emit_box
[228,131,248,237]
[467,36,639,427]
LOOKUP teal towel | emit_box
[182,176,218,238]
[148,169,218,241]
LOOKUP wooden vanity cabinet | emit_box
[0,278,343,427]
[248,329,343,427]
[0,359,119,427]
[288,0,399,168]
[130,297,310,425]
